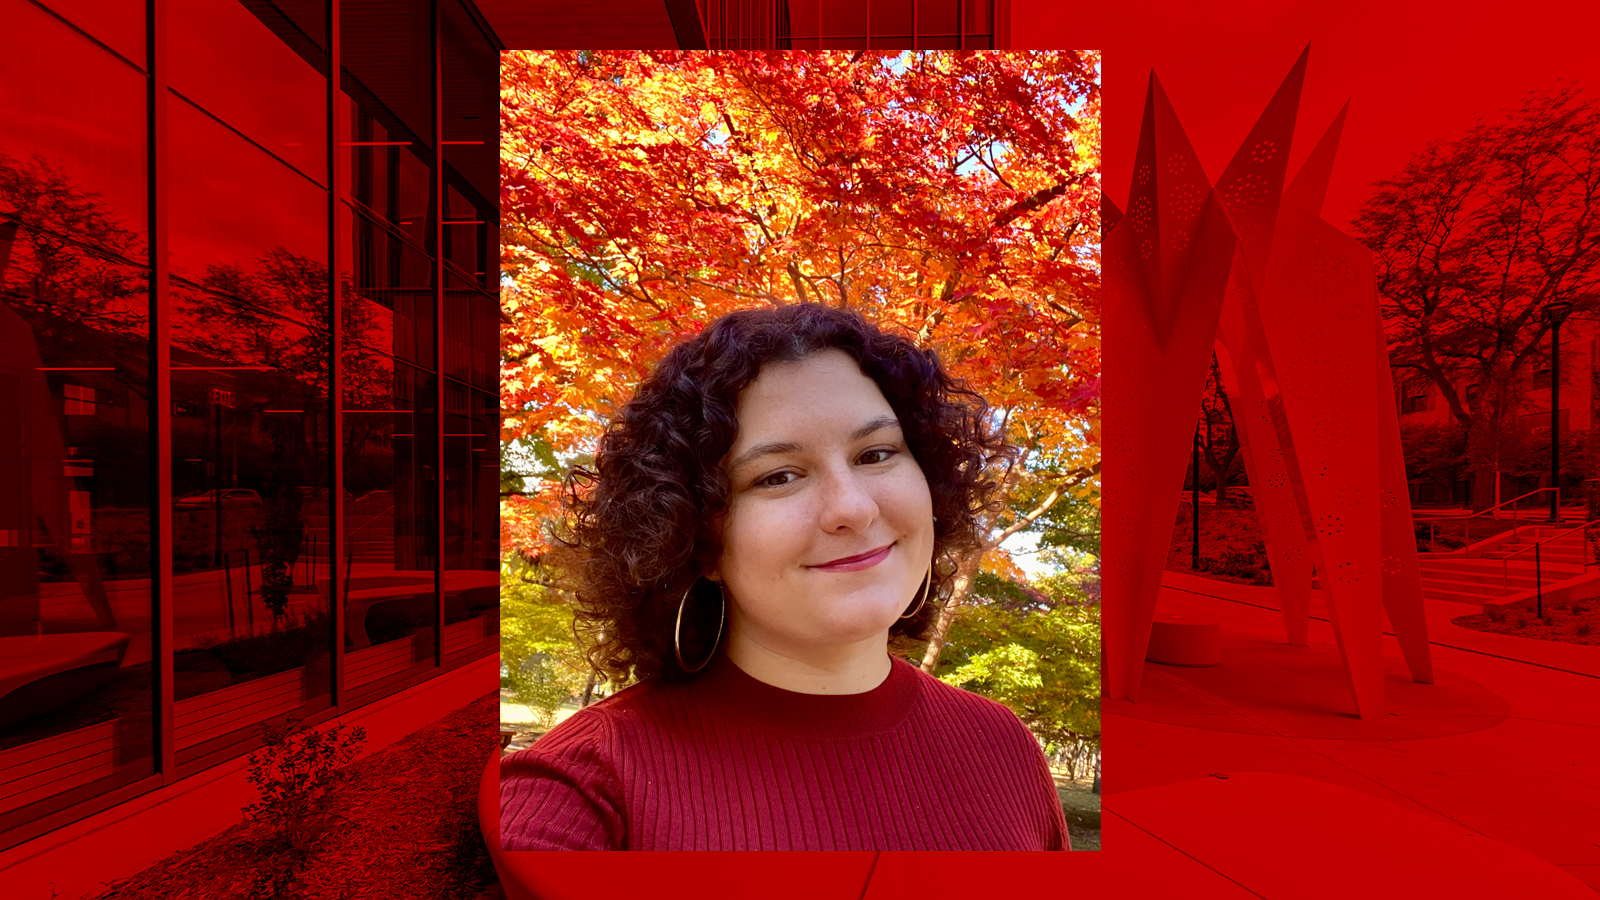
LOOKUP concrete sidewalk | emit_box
[1107,571,1600,892]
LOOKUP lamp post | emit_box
[1545,299,1574,522]
[1192,423,1201,570]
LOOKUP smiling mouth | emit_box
[810,543,895,572]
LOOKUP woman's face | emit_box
[713,349,936,659]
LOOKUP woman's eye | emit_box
[757,471,797,488]
[859,448,896,465]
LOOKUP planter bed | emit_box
[94,693,498,900]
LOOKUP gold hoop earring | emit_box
[899,563,933,620]
[675,579,725,673]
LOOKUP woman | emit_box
[501,304,1071,851]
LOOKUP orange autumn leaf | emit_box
[501,51,1101,561]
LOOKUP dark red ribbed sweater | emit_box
[500,653,1070,851]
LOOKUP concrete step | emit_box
[1487,526,1585,537]
[1479,551,1587,565]
[1421,575,1537,596]
[1489,535,1587,547]
[1423,586,1519,606]
[1418,559,1585,579]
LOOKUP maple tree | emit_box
[935,571,1100,761]
[500,50,1101,673]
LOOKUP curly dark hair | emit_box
[555,303,1015,683]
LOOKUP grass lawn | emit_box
[95,694,499,900]
[1053,771,1100,851]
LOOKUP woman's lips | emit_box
[810,543,894,572]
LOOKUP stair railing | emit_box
[1498,515,1600,616]
[1415,486,1560,552]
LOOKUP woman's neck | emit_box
[722,627,894,695]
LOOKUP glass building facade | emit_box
[0,0,500,848]
[693,0,1003,50]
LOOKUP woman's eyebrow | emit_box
[728,439,804,473]
[728,416,901,473]
[851,415,902,441]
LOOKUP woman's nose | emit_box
[817,469,878,533]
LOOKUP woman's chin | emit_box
[799,595,911,641]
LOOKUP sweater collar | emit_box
[690,651,923,740]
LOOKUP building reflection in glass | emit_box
[0,0,498,846]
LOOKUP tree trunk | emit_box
[1466,361,1514,513]
[1470,452,1498,515]
[580,671,597,707]
[1591,352,1600,523]
[919,555,980,673]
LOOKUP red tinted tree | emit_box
[1356,88,1600,511]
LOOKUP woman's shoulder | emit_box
[506,677,689,759]
[518,680,660,746]
[500,688,658,851]
[902,662,1041,746]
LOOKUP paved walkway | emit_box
[1105,571,1600,894]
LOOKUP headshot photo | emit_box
[497,50,1100,852]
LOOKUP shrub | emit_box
[504,653,575,730]
[1486,605,1507,622]
[1201,547,1267,580]
[1577,620,1594,637]
[1514,614,1530,629]
[245,716,368,855]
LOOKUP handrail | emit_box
[1497,515,1600,562]
[1478,486,1561,520]
[1498,516,1600,611]
[348,504,395,536]
[1416,487,1561,550]
[342,504,395,608]
[295,505,395,591]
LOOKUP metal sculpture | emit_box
[1105,50,1432,717]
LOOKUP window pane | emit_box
[787,0,820,38]
[341,0,434,150]
[341,104,432,251]
[915,0,958,35]
[820,0,866,37]
[0,0,148,254]
[39,0,145,69]
[168,95,328,313]
[442,0,498,209]
[964,0,990,37]
[342,352,439,689]
[167,277,334,764]
[443,182,489,288]
[441,380,497,660]
[871,0,913,35]
[169,0,328,187]
[345,204,435,368]
[0,0,153,828]
[340,191,438,690]
[165,87,332,763]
